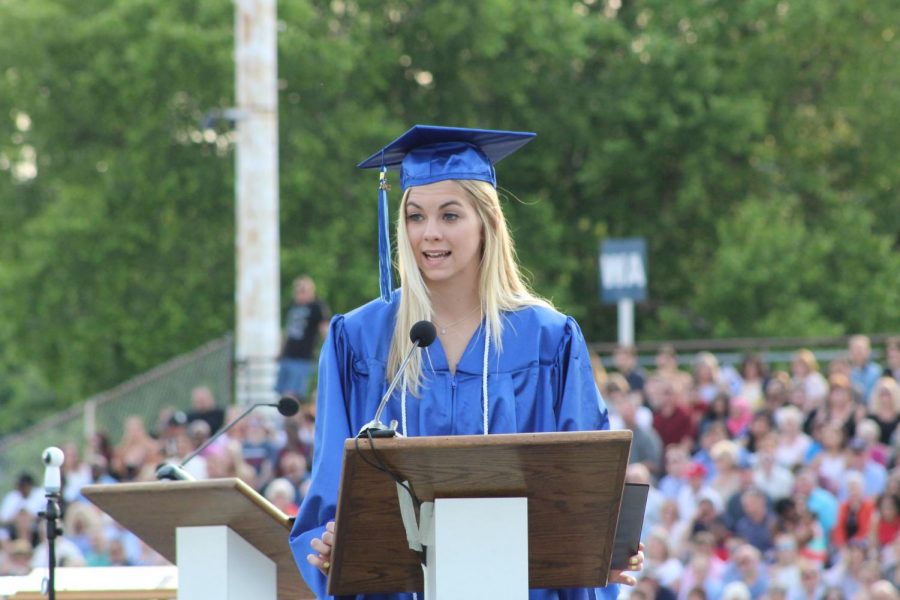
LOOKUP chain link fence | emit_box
[0,335,234,493]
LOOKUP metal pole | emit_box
[234,0,281,406]
[617,298,634,346]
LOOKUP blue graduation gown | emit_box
[289,293,620,600]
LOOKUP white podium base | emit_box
[176,525,276,600]
[422,497,528,600]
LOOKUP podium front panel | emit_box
[329,430,632,596]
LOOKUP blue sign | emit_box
[599,238,648,304]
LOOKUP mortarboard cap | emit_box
[358,125,536,301]
[358,125,535,190]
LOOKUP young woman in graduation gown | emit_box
[289,126,643,599]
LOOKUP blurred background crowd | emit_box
[1,334,899,600]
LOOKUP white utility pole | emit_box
[617,298,635,346]
[234,0,280,406]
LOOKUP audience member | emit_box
[811,423,847,496]
[277,450,311,506]
[840,436,888,499]
[659,445,691,500]
[650,376,696,449]
[733,487,777,554]
[112,416,161,481]
[773,406,812,471]
[60,441,92,504]
[275,275,329,401]
[654,344,693,396]
[790,349,829,407]
[849,334,883,402]
[736,353,768,411]
[617,392,663,475]
[692,352,725,416]
[793,502,829,567]
[767,533,801,594]
[677,462,723,531]
[697,392,729,438]
[789,559,826,600]
[643,527,685,590]
[726,397,753,439]
[722,543,768,599]
[884,336,900,381]
[264,477,300,517]
[186,385,225,434]
[240,416,278,487]
[741,410,774,454]
[691,420,730,481]
[709,440,744,502]
[822,539,870,599]
[614,344,646,392]
[0,473,44,524]
[677,534,725,600]
[793,468,839,540]
[869,493,900,548]
[4,539,35,575]
[658,498,690,554]
[868,377,900,449]
[870,579,900,600]
[751,434,794,503]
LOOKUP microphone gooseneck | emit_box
[358,321,436,438]
[156,397,303,480]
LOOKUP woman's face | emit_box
[876,389,897,415]
[405,180,483,287]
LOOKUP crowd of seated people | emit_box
[608,336,900,599]
[1,336,899,600]
[0,385,316,575]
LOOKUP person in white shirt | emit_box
[0,473,45,524]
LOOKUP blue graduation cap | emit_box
[358,125,536,301]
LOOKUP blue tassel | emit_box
[377,168,393,302]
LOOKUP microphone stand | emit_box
[39,491,62,600]
[157,398,300,480]
[357,320,437,439]
[39,446,65,600]
[357,341,422,438]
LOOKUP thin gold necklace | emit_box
[433,304,482,336]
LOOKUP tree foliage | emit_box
[1,0,898,429]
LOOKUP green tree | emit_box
[0,0,898,430]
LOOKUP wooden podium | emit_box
[82,478,313,600]
[329,430,633,598]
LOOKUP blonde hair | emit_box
[793,348,820,373]
[389,179,551,393]
[870,376,900,412]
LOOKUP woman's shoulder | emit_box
[502,304,588,357]
[341,293,398,325]
[329,293,398,353]
[505,303,580,335]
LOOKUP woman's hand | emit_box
[306,520,336,576]
[608,543,644,586]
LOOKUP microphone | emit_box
[42,447,65,496]
[358,320,437,438]
[156,396,301,480]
